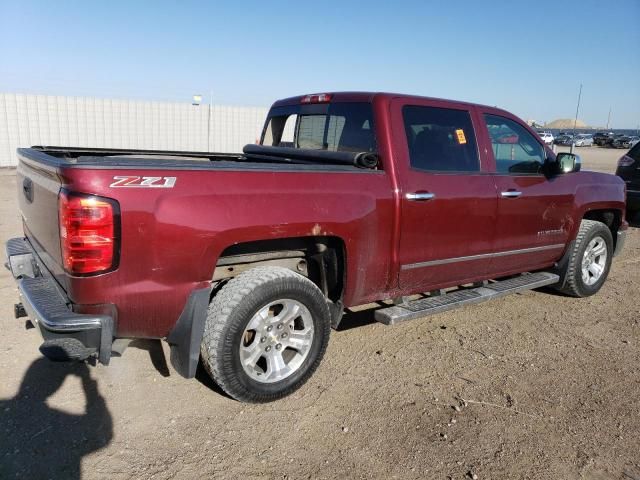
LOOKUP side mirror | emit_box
[551,152,581,174]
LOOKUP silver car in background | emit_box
[573,134,594,147]
[612,135,640,149]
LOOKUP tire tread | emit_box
[200,266,330,402]
[560,219,611,297]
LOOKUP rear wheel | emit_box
[557,219,613,297]
[200,266,331,403]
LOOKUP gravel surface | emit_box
[555,145,627,174]
[1,147,639,479]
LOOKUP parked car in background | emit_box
[612,135,640,149]
[594,132,615,146]
[537,131,554,145]
[556,134,575,146]
[606,134,627,147]
[573,134,594,147]
[631,137,640,148]
[616,141,640,221]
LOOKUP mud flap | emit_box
[550,240,575,290]
[99,317,114,365]
[167,288,211,378]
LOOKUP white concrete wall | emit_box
[0,93,269,167]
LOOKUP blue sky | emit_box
[1,0,638,128]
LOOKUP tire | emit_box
[558,219,613,297]
[200,266,331,403]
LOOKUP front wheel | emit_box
[200,266,331,403]
[557,219,613,297]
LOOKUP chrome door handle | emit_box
[406,192,435,201]
[500,190,522,198]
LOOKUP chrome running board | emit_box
[375,272,559,326]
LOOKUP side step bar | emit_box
[375,272,559,326]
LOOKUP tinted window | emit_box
[402,106,479,172]
[484,114,545,174]
[262,102,376,153]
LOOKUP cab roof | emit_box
[271,91,499,112]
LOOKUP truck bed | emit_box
[16,144,394,340]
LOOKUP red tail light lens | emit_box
[59,191,119,275]
[618,155,635,167]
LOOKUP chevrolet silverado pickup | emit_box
[6,92,628,402]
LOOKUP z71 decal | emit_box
[110,176,177,188]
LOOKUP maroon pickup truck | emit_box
[6,92,628,402]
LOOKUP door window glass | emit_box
[402,106,479,172]
[484,114,545,174]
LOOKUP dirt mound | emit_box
[546,118,589,129]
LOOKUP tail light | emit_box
[58,191,120,275]
[617,155,635,167]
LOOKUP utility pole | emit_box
[606,107,611,130]
[208,90,213,152]
[570,84,582,154]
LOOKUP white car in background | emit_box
[537,131,554,144]
[573,134,594,147]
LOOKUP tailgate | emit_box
[17,153,64,279]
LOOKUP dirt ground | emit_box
[1,147,639,480]
[554,145,628,174]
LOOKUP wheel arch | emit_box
[581,208,623,251]
[167,235,348,380]
[211,236,348,325]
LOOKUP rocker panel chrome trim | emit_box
[401,244,565,271]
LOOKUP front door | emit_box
[479,111,574,276]
[392,99,498,292]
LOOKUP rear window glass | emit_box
[402,105,479,172]
[262,102,376,153]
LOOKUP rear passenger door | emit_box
[479,111,574,276]
[392,99,498,292]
